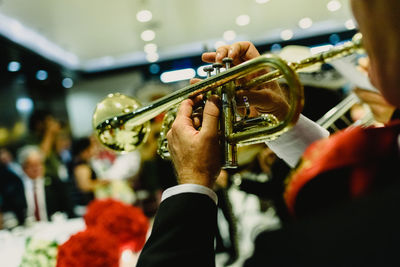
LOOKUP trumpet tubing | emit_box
[92,33,364,168]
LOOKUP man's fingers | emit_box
[200,95,220,137]
[236,89,289,120]
[175,99,195,128]
[354,88,386,105]
[229,42,260,65]
[202,52,217,63]
[215,47,229,63]
[202,42,260,68]
[236,90,273,107]
[202,46,230,63]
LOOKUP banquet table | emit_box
[0,217,86,267]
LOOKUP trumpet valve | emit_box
[222,57,233,69]
[203,65,215,78]
[212,62,223,74]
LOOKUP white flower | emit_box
[20,238,58,267]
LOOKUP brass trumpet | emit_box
[92,33,363,169]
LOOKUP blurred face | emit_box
[0,149,13,164]
[23,153,45,179]
[55,132,71,153]
[80,140,96,161]
[350,0,400,107]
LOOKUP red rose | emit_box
[57,228,119,267]
[84,198,149,251]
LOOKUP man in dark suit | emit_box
[137,0,400,266]
[1,145,74,227]
[0,162,26,226]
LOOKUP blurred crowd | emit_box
[0,107,178,230]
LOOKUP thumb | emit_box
[200,95,220,137]
[174,99,195,128]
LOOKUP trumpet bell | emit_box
[92,93,151,153]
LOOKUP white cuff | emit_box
[266,115,329,168]
[161,184,218,205]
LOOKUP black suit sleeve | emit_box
[0,165,27,225]
[137,192,218,267]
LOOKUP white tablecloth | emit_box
[0,218,86,267]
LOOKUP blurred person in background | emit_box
[53,122,73,182]
[0,147,23,177]
[131,87,178,218]
[1,145,74,226]
[90,134,140,205]
[68,136,109,214]
[351,57,397,125]
[134,116,177,218]
[0,147,26,228]
[22,109,71,184]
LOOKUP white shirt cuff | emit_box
[161,184,218,205]
[266,114,329,168]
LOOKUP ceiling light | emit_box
[298,17,313,29]
[144,43,157,54]
[236,15,250,26]
[62,78,74,88]
[223,30,236,41]
[255,0,270,4]
[280,29,293,41]
[327,0,342,12]
[149,64,160,74]
[8,61,21,72]
[345,19,356,30]
[136,10,152,22]
[36,70,48,81]
[146,53,159,63]
[16,97,34,113]
[160,68,196,83]
[141,30,155,41]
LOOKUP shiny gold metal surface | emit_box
[92,33,363,167]
[92,93,151,152]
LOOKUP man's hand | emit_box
[200,41,290,120]
[167,95,221,189]
[353,88,396,124]
[202,41,260,66]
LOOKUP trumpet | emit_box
[92,33,363,169]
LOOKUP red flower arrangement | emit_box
[84,198,150,251]
[57,198,150,267]
[57,228,120,267]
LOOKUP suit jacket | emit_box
[137,192,217,267]
[1,165,75,225]
[0,165,26,223]
[136,179,400,267]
